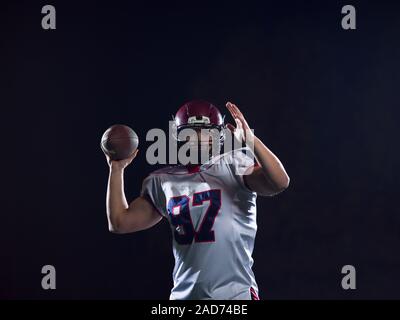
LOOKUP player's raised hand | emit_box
[105,149,139,171]
[226,102,254,142]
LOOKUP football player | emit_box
[104,100,290,300]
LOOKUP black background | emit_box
[1,0,399,299]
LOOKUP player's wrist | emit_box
[109,163,125,173]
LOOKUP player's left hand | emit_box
[226,101,254,143]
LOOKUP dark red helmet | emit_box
[174,100,225,131]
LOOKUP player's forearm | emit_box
[106,167,129,231]
[253,136,290,191]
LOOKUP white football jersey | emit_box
[140,148,260,300]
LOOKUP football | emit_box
[100,124,139,161]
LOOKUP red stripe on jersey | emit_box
[250,287,260,300]
[186,164,201,174]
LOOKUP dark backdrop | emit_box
[1,0,400,299]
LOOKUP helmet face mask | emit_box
[176,124,225,142]
[173,100,226,164]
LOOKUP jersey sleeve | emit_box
[227,147,257,193]
[140,174,167,218]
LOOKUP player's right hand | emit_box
[105,149,139,171]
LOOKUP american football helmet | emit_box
[173,100,226,144]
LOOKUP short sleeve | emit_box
[140,174,167,218]
[227,148,257,193]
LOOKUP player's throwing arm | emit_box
[102,125,162,234]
